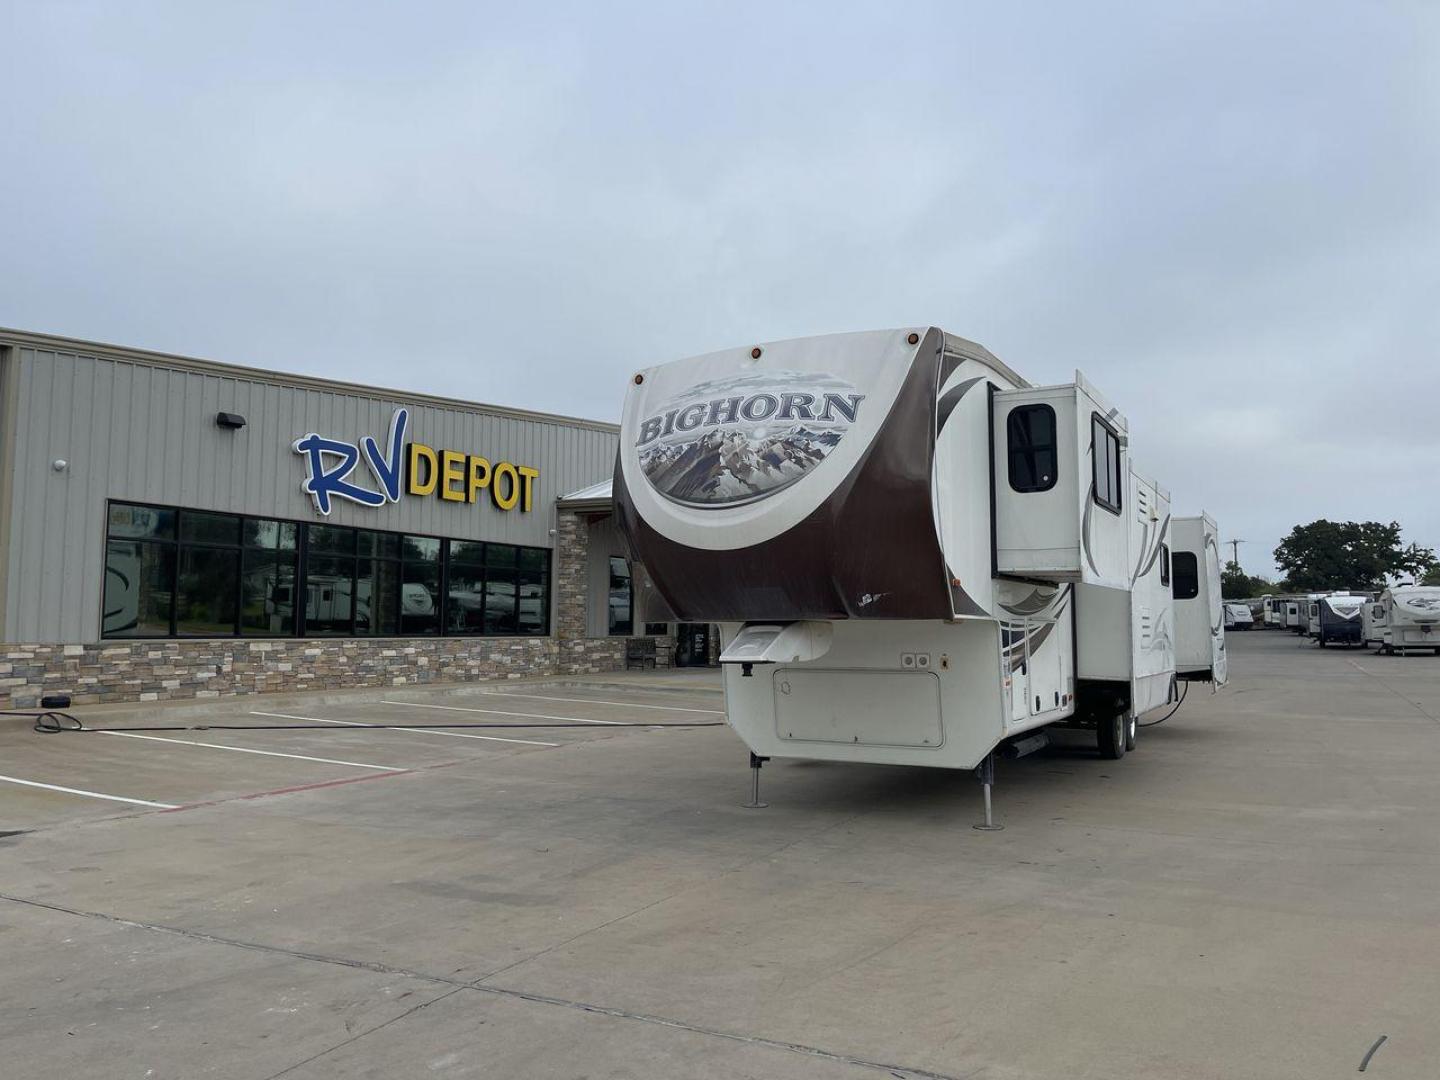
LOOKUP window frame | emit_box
[101,499,552,641]
[1090,413,1123,515]
[1006,403,1059,494]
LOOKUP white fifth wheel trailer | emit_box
[615,328,1185,807]
[1172,514,1228,684]
[1371,586,1440,655]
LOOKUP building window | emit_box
[644,622,669,636]
[1160,544,1171,587]
[608,557,633,636]
[101,501,550,639]
[357,530,401,636]
[103,540,175,637]
[1091,415,1123,513]
[1172,551,1199,600]
[400,535,442,636]
[517,546,550,636]
[242,519,299,636]
[1007,404,1058,493]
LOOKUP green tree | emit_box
[1221,560,1275,600]
[1273,520,1435,591]
[1422,565,1440,586]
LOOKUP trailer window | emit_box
[1006,404,1058,493]
[1160,544,1171,586]
[1091,416,1122,513]
[1172,551,1199,599]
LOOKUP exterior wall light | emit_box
[216,412,247,430]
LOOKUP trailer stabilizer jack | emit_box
[972,753,1004,831]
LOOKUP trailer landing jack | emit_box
[743,751,770,808]
[972,753,1003,831]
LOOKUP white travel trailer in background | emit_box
[1260,595,1289,629]
[1224,603,1254,631]
[616,328,1193,812]
[1172,515,1228,684]
[1287,596,1321,633]
[1369,586,1440,655]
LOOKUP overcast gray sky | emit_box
[3,1,1435,577]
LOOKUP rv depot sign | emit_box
[293,407,539,516]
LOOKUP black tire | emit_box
[1097,711,1126,760]
[1318,637,1327,648]
[1124,714,1137,752]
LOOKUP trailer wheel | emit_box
[1098,712,1126,760]
[1124,714,1137,752]
[1318,637,1327,648]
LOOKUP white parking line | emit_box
[0,774,178,809]
[380,700,621,725]
[249,711,559,748]
[97,730,403,771]
[476,691,722,715]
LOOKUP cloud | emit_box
[1,0,1435,575]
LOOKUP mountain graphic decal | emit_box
[635,370,865,508]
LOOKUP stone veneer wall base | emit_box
[0,634,674,710]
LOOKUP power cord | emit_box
[1137,679,1188,728]
[2,710,86,733]
[24,712,724,735]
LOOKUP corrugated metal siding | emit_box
[4,345,619,643]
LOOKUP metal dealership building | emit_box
[0,328,701,709]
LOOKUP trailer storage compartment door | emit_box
[773,669,943,748]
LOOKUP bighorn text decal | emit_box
[635,371,865,508]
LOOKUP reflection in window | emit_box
[517,553,548,636]
[242,549,296,636]
[177,547,240,636]
[107,504,176,541]
[356,552,400,636]
[401,537,440,636]
[103,540,175,636]
[306,554,355,635]
[101,501,550,639]
[446,542,487,634]
[608,557,633,636]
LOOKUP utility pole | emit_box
[1226,538,1245,566]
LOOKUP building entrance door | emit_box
[675,624,711,667]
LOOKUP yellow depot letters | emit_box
[406,441,539,512]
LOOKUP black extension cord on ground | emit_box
[19,712,725,735]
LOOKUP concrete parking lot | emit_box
[2,633,1439,1079]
